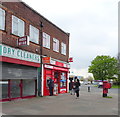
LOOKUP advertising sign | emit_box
[69,57,73,62]
[17,36,29,46]
[0,44,40,63]
[42,57,51,64]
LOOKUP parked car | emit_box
[98,82,103,88]
[84,82,88,85]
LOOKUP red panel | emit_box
[45,69,52,74]
[0,56,40,67]
[55,61,64,67]
[0,95,36,101]
[43,68,53,96]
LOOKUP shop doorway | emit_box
[54,71,60,95]
[43,68,68,96]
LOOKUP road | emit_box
[1,85,119,115]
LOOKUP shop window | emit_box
[23,79,35,96]
[60,72,66,88]
[43,32,50,49]
[12,15,25,37]
[0,80,9,99]
[61,42,66,55]
[29,25,39,44]
[53,38,59,52]
[0,8,5,30]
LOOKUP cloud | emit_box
[22,0,119,77]
[70,67,93,78]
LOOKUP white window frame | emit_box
[0,8,5,30]
[61,42,66,55]
[43,32,50,49]
[53,38,59,52]
[12,15,25,37]
[29,25,39,44]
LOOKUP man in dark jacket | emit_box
[74,78,81,99]
[48,79,54,96]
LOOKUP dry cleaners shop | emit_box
[0,44,40,101]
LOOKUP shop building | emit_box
[0,1,70,101]
[42,57,70,96]
[0,44,40,101]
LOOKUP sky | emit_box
[21,0,119,78]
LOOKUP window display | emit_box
[60,72,66,88]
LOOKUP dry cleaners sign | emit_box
[0,44,40,63]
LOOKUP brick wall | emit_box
[0,1,69,62]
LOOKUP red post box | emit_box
[103,81,111,97]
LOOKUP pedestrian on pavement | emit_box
[47,78,54,96]
[74,78,81,99]
[69,80,74,95]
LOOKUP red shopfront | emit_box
[43,64,69,96]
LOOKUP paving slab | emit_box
[1,85,119,115]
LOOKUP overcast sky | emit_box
[22,0,118,77]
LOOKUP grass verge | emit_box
[111,85,120,88]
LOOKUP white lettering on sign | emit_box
[0,44,40,63]
[50,59,56,65]
[18,36,29,46]
[44,65,54,69]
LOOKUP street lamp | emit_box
[38,22,44,97]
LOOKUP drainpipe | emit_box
[38,22,43,97]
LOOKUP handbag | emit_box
[74,87,79,91]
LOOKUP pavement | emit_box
[1,85,119,115]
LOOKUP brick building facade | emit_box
[0,1,70,101]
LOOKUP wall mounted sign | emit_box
[17,36,29,46]
[0,44,40,63]
[42,57,51,64]
[68,57,73,62]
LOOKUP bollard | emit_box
[88,86,90,92]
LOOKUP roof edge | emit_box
[21,0,70,36]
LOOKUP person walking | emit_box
[47,78,54,96]
[69,80,74,95]
[74,78,81,99]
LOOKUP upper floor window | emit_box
[0,8,5,30]
[53,38,59,52]
[12,15,25,37]
[29,25,39,44]
[43,32,50,49]
[61,42,66,55]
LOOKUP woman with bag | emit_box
[74,78,81,99]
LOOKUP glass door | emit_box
[54,71,60,94]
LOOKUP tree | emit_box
[87,76,94,84]
[88,55,118,81]
[80,76,85,81]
